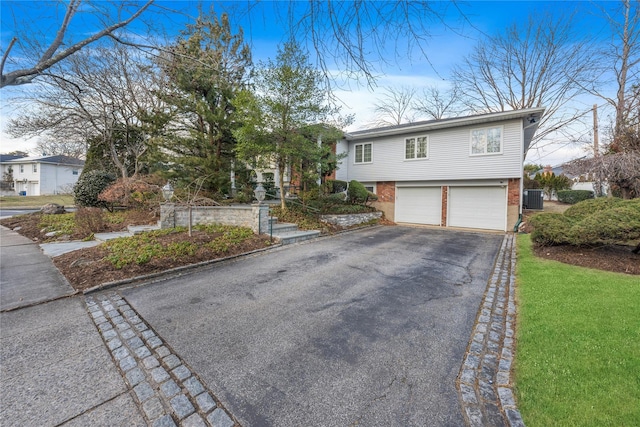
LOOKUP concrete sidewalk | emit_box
[0,226,146,425]
[1,226,76,311]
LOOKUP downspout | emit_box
[513,214,523,233]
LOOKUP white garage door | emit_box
[395,187,441,225]
[448,186,506,231]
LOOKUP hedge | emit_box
[529,198,640,246]
[73,170,116,208]
[556,189,594,204]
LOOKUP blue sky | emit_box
[0,1,627,166]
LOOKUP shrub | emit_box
[564,197,625,220]
[73,170,116,207]
[98,177,160,209]
[348,180,370,204]
[529,213,574,246]
[568,206,640,245]
[557,190,594,204]
[322,179,348,195]
[75,207,106,235]
[530,198,640,247]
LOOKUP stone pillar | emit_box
[251,204,269,234]
[160,203,176,229]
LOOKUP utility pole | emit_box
[593,104,603,196]
[593,104,599,156]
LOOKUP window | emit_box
[72,169,79,176]
[33,164,37,173]
[405,136,428,159]
[470,126,502,155]
[19,165,24,173]
[355,143,372,163]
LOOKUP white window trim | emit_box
[469,125,504,156]
[354,142,373,164]
[32,164,38,173]
[362,183,377,194]
[404,135,429,160]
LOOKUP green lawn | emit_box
[0,194,74,208]
[514,234,640,427]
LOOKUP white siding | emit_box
[334,139,349,181]
[341,119,523,183]
[40,163,83,195]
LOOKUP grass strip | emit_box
[514,234,640,427]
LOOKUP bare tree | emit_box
[412,85,464,120]
[1,0,154,88]
[36,139,86,159]
[565,151,640,199]
[564,1,640,199]
[282,1,464,88]
[581,0,640,142]
[370,86,417,127]
[452,12,593,146]
[7,41,161,177]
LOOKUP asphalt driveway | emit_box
[122,226,503,426]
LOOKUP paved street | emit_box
[122,226,503,426]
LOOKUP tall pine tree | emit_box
[153,11,252,196]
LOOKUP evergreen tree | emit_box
[234,41,347,210]
[152,10,252,196]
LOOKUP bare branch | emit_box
[1,0,154,88]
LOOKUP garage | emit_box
[448,186,507,231]
[395,187,441,225]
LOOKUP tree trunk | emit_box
[278,158,286,211]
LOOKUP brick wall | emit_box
[508,178,520,206]
[376,181,395,202]
[441,186,448,226]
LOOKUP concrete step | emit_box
[93,231,132,242]
[269,222,299,234]
[273,230,321,245]
[128,224,160,234]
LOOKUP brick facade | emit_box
[376,181,396,202]
[441,186,448,227]
[508,178,520,206]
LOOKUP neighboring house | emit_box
[534,164,608,200]
[1,155,84,196]
[0,154,26,195]
[334,108,545,232]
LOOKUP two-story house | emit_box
[2,155,85,196]
[334,108,545,232]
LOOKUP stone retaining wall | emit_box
[320,211,382,227]
[160,204,269,234]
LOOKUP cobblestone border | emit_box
[456,234,525,427]
[85,292,239,427]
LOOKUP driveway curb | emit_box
[457,233,526,427]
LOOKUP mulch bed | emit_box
[532,242,639,275]
[52,231,271,291]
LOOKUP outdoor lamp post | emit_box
[162,181,174,202]
[253,182,267,235]
[254,183,266,204]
